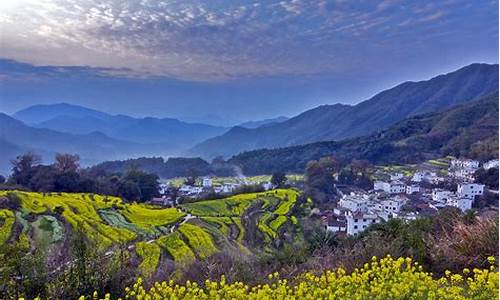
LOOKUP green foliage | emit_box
[269,215,287,231]
[135,241,161,277]
[0,209,15,244]
[119,204,185,231]
[33,215,64,243]
[257,213,276,240]
[156,232,195,264]
[1,191,136,248]
[178,223,217,259]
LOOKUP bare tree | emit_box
[54,153,80,173]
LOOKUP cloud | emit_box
[0,0,497,81]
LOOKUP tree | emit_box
[304,156,343,204]
[54,153,80,173]
[118,180,142,201]
[9,152,41,187]
[184,168,198,186]
[53,171,81,192]
[29,165,57,192]
[121,170,159,202]
[271,172,287,188]
[351,159,371,176]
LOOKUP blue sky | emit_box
[0,0,498,125]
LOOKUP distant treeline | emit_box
[89,156,237,179]
[1,153,160,202]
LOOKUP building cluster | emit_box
[149,176,275,206]
[323,158,491,236]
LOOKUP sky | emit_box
[0,0,498,125]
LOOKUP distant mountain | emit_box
[238,116,289,129]
[13,103,228,149]
[192,63,499,158]
[228,93,499,175]
[13,102,110,124]
[0,113,153,174]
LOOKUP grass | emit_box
[156,232,196,264]
[1,191,136,248]
[100,209,150,236]
[272,190,298,215]
[135,241,161,277]
[269,215,288,231]
[200,217,232,236]
[181,193,257,217]
[178,223,217,259]
[258,213,276,240]
[119,204,185,231]
[35,215,64,243]
[0,209,15,244]
[231,218,245,243]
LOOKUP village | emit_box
[148,175,278,207]
[144,156,499,237]
[322,158,499,236]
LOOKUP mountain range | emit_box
[191,63,499,159]
[228,92,499,175]
[1,62,498,175]
[13,103,228,149]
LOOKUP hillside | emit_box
[192,63,499,158]
[228,93,499,175]
[0,113,150,173]
[0,189,299,273]
[13,103,228,148]
[238,116,289,129]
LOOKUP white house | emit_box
[406,184,420,194]
[324,216,347,234]
[202,177,213,188]
[412,171,437,183]
[432,189,453,203]
[389,181,406,194]
[446,196,474,212]
[373,180,406,194]
[451,159,480,170]
[457,183,484,199]
[380,195,408,213]
[339,193,369,212]
[262,182,274,191]
[179,185,203,195]
[390,173,404,181]
[452,169,476,181]
[346,211,380,235]
[483,159,499,170]
[374,181,391,192]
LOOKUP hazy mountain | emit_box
[228,93,499,175]
[13,103,228,149]
[238,116,289,129]
[13,102,110,124]
[0,113,151,174]
[192,63,499,158]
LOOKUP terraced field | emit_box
[0,189,300,276]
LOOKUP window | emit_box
[363,219,366,222]
[372,220,376,223]
[354,225,358,229]
[354,219,358,222]
[363,225,366,228]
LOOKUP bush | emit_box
[91,256,499,299]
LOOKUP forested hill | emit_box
[228,93,499,175]
[191,63,499,159]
